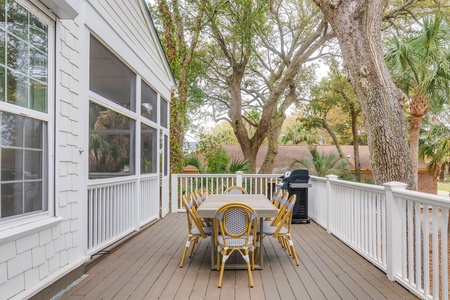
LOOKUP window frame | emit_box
[0,0,55,229]
[88,35,162,179]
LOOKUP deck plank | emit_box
[57,214,418,300]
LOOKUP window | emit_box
[141,124,157,174]
[89,35,136,112]
[0,0,52,220]
[160,97,168,128]
[141,81,157,123]
[88,102,135,178]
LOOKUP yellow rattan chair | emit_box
[224,185,248,194]
[179,194,212,268]
[260,194,300,266]
[213,202,258,287]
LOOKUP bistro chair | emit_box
[191,190,205,208]
[213,202,258,288]
[224,185,248,194]
[179,194,212,268]
[259,194,300,266]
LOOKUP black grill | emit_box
[278,169,311,223]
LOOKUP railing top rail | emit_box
[88,176,137,188]
[309,176,327,183]
[242,174,283,178]
[392,189,450,208]
[328,177,385,194]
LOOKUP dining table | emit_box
[196,193,278,270]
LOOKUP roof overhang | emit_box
[40,0,79,19]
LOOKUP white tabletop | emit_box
[196,194,278,218]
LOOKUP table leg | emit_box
[259,218,264,268]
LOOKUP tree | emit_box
[312,0,415,188]
[150,0,207,173]
[385,15,450,189]
[419,112,450,181]
[303,59,364,181]
[203,0,333,173]
[291,147,352,179]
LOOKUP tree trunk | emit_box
[313,0,415,189]
[350,108,361,182]
[259,112,284,174]
[409,114,422,190]
[323,120,345,159]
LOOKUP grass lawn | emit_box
[437,182,450,192]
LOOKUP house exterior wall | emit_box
[0,1,173,299]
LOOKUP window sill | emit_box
[0,215,63,246]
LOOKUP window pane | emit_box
[160,98,168,128]
[24,117,42,149]
[2,0,48,113]
[1,112,23,147]
[89,36,136,111]
[141,124,157,174]
[30,15,47,53]
[141,81,157,122]
[7,33,28,74]
[30,78,46,112]
[1,148,23,180]
[0,30,5,63]
[1,183,23,218]
[24,181,42,213]
[0,112,47,219]
[89,102,135,178]
[0,66,5,102]
[24,150,41,179]
[7,69,28,107]
[0,0,5,30]
[6,0,28,40]
[30,46,47,82]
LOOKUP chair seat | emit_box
[192,226,212,236]
[259,223,288,235]
[218,235,254,247]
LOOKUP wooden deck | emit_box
[58,213,417,300]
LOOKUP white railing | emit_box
[171,172,281,212]
[87,176,161,255]
[140,175,160,226]
[87,178,136,254]
[173,172,449,299]
[311,176,449,300]
[388,187,449,300]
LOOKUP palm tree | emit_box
[291,147,351,179]
[419,114,450,180]
[385,15,450,190]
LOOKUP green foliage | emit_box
[281,122,318,145]
[228,157,251,173]
[419,112,450,176]
[385,15,450,112]
[183,154,201,169]
[194,133,251,173]
[291,147,351,179]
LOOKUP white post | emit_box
[236,171,243,187]
[384,181,407,281]
[171,174,179,213]
[326,175,339,233]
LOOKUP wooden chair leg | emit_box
[218,251,226,288]
[245,249,254,287]
[179,236,192,268]
[189,238,198,257]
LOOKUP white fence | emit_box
[87,175,160,254]
[173,172,449,299]
[309,175,450,300]
[171,172,281,212]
